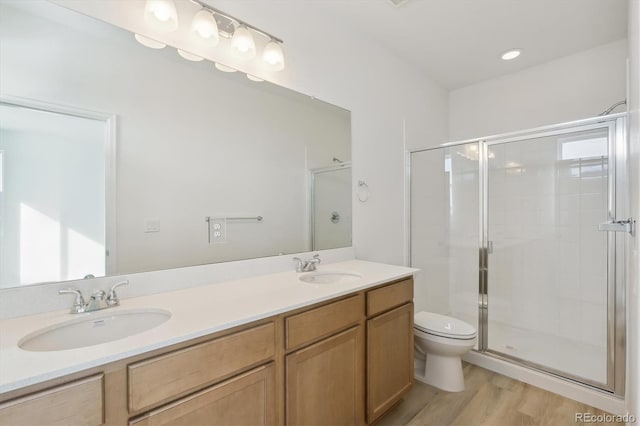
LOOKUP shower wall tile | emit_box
[558,193,580,211]
[580,301,607,347]
[580,175,607,194]
[558,298,583,340]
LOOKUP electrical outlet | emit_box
[210,218,227,243]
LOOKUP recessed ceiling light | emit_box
[501,49,522,61]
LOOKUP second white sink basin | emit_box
[299,271,362,285]
[19,308,171,352]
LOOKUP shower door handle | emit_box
[598,218,634,235]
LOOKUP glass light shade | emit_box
[177,49,204,62]
[231,25,256,60]
[262,41,285,71]
[191,10,219,46]
[247,74,264,82]
[144,0,178,33]
[215,63,237,73]
[134,33,167,49]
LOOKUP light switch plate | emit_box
[144,217,160,233]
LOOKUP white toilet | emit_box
[413,311,477,392]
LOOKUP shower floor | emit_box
[486,320,607,385]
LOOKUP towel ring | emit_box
[357,180,370,202]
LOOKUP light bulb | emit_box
[501,49,521,61]
[177,49,204,61]
[262,40,285,71]
[134,33,167,49]
[231,25,256,60]
[215,63,237,73]
[144,0,178,33]
[191,9,219,46]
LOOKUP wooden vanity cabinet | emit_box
[366,278,415,423]
[0,275,415,426]
[284,294,366,426]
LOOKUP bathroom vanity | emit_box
[0,260,415,425]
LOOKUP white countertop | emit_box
[0,260,416,394]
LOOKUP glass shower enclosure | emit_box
[410,114,627,394]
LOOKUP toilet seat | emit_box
[414,311,476,340]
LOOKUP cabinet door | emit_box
[367,303,414,423]
[130,364,275,426]
[286,326,364,426]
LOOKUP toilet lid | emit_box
[414,312,477,339]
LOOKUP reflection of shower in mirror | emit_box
[310,164,352,251]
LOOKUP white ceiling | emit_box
[314,0,628,89]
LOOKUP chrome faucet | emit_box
[293,254,321,272]
[59,280,129,314]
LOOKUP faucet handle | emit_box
[91,289,106,300]
[292,257,304,273]
[106,280,129,306]
[59,288,86,313]
[312,253,321,262]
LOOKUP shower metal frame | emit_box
[408,113,627,395]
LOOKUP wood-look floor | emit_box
[377,363,622,426]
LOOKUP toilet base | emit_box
[415,353,465,392]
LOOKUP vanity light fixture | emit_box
[189,0,286,70]
[231,25,256,60]
[215,63,237,73]
[144,0,178,33]
[134,33,167,49]
[263,40,285,71]
[140,0,286,72]
[501,49,522,61]
[177,49,204,61]
[247,74,264,82]
[190,9,219,46]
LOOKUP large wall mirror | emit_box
[0,1,352,289]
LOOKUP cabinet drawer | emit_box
[285,294,363,350]
[0,374,104,426]
[367,278,413,316]
[128,322,275,412]
[130,364,275,426]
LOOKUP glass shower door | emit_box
[485,122,622,390]
[410,143,480,345]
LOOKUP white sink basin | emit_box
[19,308,171,352]
[299,271,362,284]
